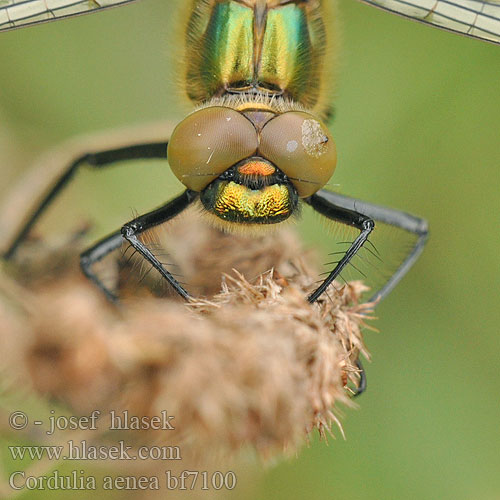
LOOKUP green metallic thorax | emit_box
[185,0,328,110]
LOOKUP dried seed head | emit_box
[0,212,373,461]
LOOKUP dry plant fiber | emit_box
[0,209,374,467]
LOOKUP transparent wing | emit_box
[0,0,140,32]
[358,0,500,44]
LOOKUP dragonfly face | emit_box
[167,103,336,225]
[167,0,337,227]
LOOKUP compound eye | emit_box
[259,112,336,197]
[167,107,258,192]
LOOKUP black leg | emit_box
[305,191,373,395]
[306,189,429,396]
[305,191,375,304]
[353,358,367,397]
[80,231,124,303]
[120,190,198,301]
[3,141,168,260]
[307,189,429,304]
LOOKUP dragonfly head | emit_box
[167,105,336,226]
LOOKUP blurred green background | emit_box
[0,0,499,499]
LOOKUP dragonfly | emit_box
[1,0,496,393]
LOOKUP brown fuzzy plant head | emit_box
[0,208,374,462]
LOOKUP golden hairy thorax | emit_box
[182,0,339,120]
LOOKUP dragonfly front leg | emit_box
[305,188,429,396]
[305,192,375,304]
[120,190,198,301]
[308,189,429,304]
[79,190,196,303]
[305,190,376,396]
